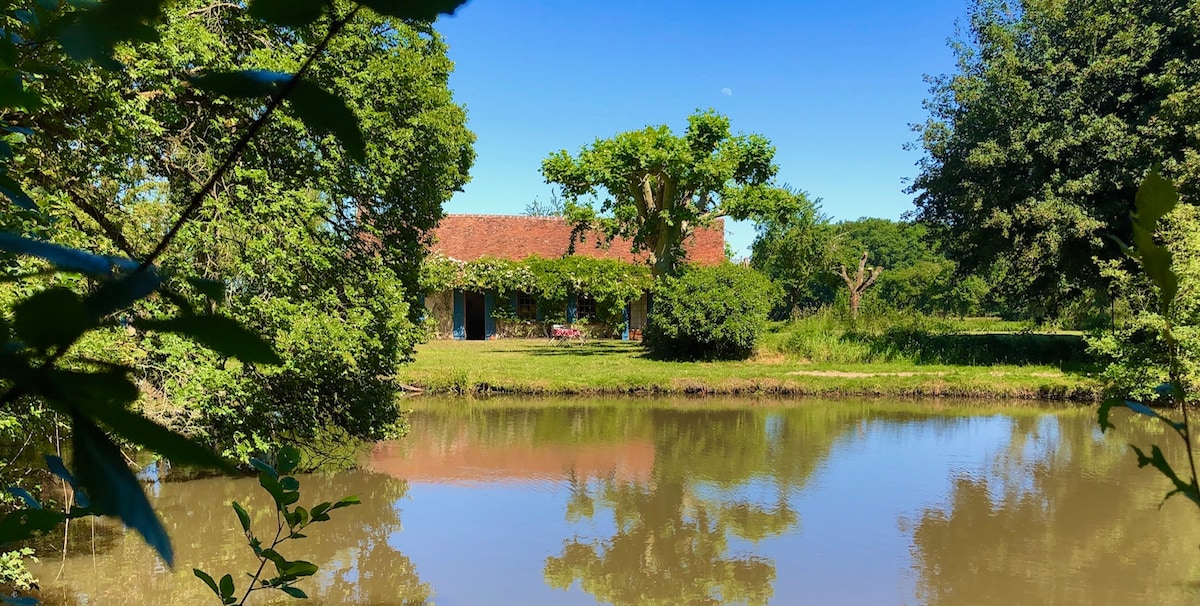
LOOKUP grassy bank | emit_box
[399,338,1101,401]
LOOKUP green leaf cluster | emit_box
[644,263,780,360]
[911,0,1200,313]
[542,110,801,277]
[421,254,653,324]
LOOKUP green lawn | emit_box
[399,339,1101,400]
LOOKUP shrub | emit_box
[644,264,779,360]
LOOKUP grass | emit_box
[399,336,1102,401]
[762,313,1089,367]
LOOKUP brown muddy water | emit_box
[27,398,1200,605]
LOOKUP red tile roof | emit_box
[429,215,725,265]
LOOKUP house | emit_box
[424,215,726,340]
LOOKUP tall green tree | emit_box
[750,194,836,316]
[4,0,475,455]
[542,109,801,277]
[910,0,1200,313]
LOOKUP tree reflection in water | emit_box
[32,469,431,606]
[544,406,858,605]
[909,413,1200,606]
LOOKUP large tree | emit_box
[542,109,800,277]
[6,0,475,454]
[910,0,1200,314]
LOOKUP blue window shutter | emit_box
[622,303,631,340]
[485,290,497,338]
[452,290,465,340]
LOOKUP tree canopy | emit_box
[542,109,801,277]
[910,0,1200,313]
[2,0,474,455]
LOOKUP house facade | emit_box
[424,215,726,340]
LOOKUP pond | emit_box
[29,397,1200,605]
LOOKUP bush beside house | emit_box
[645,264,780,360]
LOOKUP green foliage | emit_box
[644,264,779,360]
[771,310,1086,366]
[0,548,36,594]
[911,0,1200,313]
[752,213,989,318]
[749,193,837,314]
[193,446,361,605]
[0,0,473,597]
[543,109,802,277]
[1096,171,1200,510]
[1089,185,1200,399]
[421,254,653,329]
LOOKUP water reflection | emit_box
[31,469,429,605]
[909,411,1200,606]
[539,407,867,605]
[24,399,1200,605]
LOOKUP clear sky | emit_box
[434,0,968,258]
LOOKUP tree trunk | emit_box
[839,250,882,320]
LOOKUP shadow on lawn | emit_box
[520,341,647,358]
[846,330,1092,369]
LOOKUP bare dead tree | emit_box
[838,250,882,319]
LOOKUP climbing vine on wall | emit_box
[420,254,653,320]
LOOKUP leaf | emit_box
[310,502,330,518]
[0,232,140,274]
[137,315,282,364]
[219,574,235,599]
[186,277,226,303]
[294,506,309,528]
[55,0,164,68]
[355,0,468,21]
[250,458,278,479]
[260,548,288,574]
[0,508,66,543]
[259,473,287,510]
[193,569,221,599]
[0,596,41,606]
[1135,168,1179,230]
[1131,444,1200,507]
[70,395,231,471]
[6,487,40,509]
[249,0,326,26]
[42,368,139,411]
[189,70,290,98]
[280,476,300,491]
[232,501,251,533]
[280,586,307,598]
[86,270,164,318]
[44,455,80,491]
[331,495,361,510]
[0,174,36,210]
[276,445,301,475]
[71,412,173,566]
[12,287,91,351]
[286,80,366,160]
[1097,397,1119,433]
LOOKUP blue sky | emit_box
[435,0,968,258]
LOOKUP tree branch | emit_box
[69,195,140,258]
[137,6,362,273]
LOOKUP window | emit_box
[576,296,597,320]
[517,292,537,320]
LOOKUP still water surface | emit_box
[31,398,1200,605]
